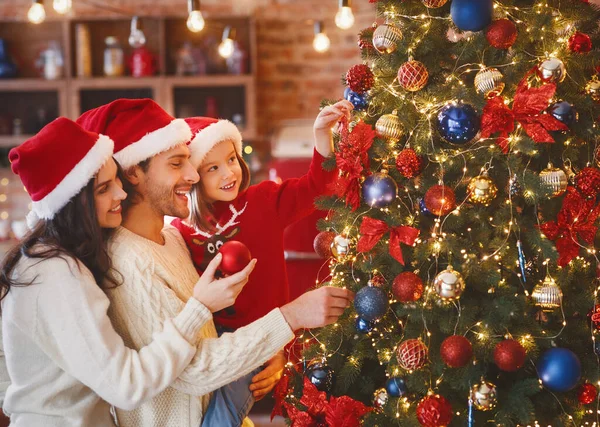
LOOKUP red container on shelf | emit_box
[129,46,156,77]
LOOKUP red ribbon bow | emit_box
[480,69,569,153]
[540,187,600,266]
[357,216,420,265]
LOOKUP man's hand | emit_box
[249,350,287,400]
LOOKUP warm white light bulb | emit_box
[27,2,46,24]
[52,0,71,14]
[313,33,330,53]
[218,38,235,58]
[335,6,355,30]
[186,10,205,33]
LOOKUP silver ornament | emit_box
[539,163,568,197]
[331,234,351,262]
[372,23,403,54]
[537,58,566,84]
[376,110,404,143]
[532,275,563,312]
[373,388,389,409]
[470,380,497,411]
[585,77,600,102]
[467,173,498,206]
[433,266,465,301]
[474,68,505,98]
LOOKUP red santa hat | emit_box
[185,117,242,169]
[77,98,192,168]
[9,117,114,227]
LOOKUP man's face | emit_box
[141,144,200,219]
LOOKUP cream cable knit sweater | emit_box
[106,225,294,427]
[0,251,212,427]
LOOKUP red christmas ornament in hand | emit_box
[424,185,456,216]
[486,19,518,49]
[396,148,423,178]
[219,241,252,275]
[313,231,335,259]
[575,167,600,199]
[578,383,598,405]
[440,335,473,368]
[346,64,375,94]
[416,395,453,427]
[568,32,592,53]
[392,272,424,302]
[494,339,526,372]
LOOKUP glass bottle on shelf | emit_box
[103,36,124,77]
[75,23,92,77]
[37,41,64,80]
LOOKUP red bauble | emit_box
[398,60,429,92]
[313,231,335,259]
[392,272,424,302]
[575,167,600,198]
[424,185,456,216]
[568,32,592,53]
[396,148,423,178]
[397,339,429,371]
[486,19,518,49]
[494,339,526,372]
[346,64,375,94]
[440,335,473,368]
[358,25,376,51]
[370,273,385,287]
[578,383,598,405]
[219,241,252,275]
[416,395,453,427]
[588,304,600,331]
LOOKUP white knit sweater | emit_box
[106,225,294,427]
[0,250,213,427]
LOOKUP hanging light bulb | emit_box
[28,0,46,24]
[52,0,71,14]
[335,0,354,30]
[187,0,205,33]
[128,16,147,48]
[218,26,235,59]
[313,21,330,53]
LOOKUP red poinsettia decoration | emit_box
[271,371,291,420]
[480,70,569,153]
[540,187,600,266]
[326,395,372,427]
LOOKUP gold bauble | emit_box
[467,174,498,206]
[470,380,498,411]
[372,23,403,54]
[375,110,405,143]
[585,77,600,102]
[474,68,505,98]
[539,163,568,197]
[422,0,449,7]
[331,234,351,262]
[433,266,465,301]
[531,275,563,312]
[537,57,566,84]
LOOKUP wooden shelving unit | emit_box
[0,15,257,145]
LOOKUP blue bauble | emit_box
[450,0,493,32]
[354,286,389,321]
[305,360,335,392]
[537,348,581,392]
[419,198,435,217]
[362,172,398,208]
[386,377,408,397]
[344,87,369,111]
[355,317,375,334]
[549,101,578,127]
[437,102,480,145]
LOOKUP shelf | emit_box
[0,135,33,147]
[71,76,162,89]
[0,79,68,91]
[165,75,253,87]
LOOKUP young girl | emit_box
[171,99,353,398]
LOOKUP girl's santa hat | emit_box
[9,117,114,227]
[77,98,192,168]
[185,117,242,169]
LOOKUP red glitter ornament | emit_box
[588,304,600,331]
[313,231,335,259]
[424,185,456,216]
[392,272,424,302]
[398,60,429,92]
[416,395,453,427]
[578,383,598,405]
[346,64,375,94]
[486,19,518,49]
[494,339,526,372]
[397,339,428,371]
[440,335,473,368]
[358,25,376,51]
[568,32,592,53]
[575,167,600,198]
[396,148,423,178]
[219,241,252,276]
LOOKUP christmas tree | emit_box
[277,0,600,426]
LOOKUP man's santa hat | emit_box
[77,98,192,168]
[185,117,242,169]
[9,117,114,227]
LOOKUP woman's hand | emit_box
[192,254,257,313]
[249,350,287,400]
[313,100,354,157]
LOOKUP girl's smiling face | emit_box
[198,140,243,203]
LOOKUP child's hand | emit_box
[313,100,354,157]
[249,350,286,400]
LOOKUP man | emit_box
[77,99,352,427]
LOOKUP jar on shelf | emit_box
[37,41,64,80]
[103,36,124,77]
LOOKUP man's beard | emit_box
[145,177,190,219]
